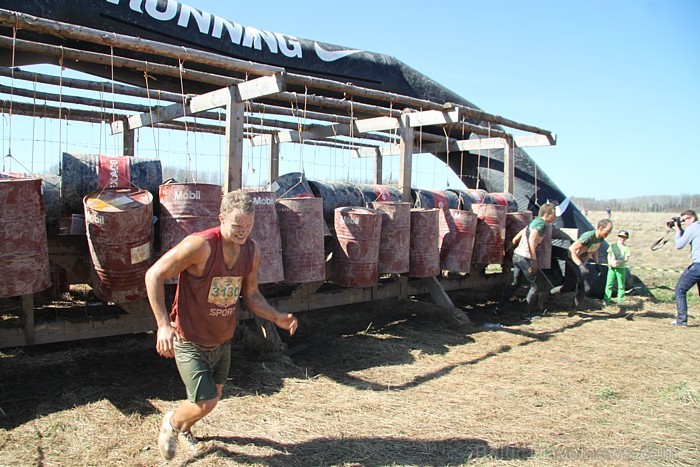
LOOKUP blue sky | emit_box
[180,0,699,199]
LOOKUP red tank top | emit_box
[170,226,255,347]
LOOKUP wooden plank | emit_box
[237,73,287,101]
[406,108,460,127]
[0,313,156,348]
[354,144,400,158]
[354,116,400,133]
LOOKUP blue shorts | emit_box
[173,339,231,403]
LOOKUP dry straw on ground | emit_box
[1,211,698,466]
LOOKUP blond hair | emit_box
[220,189,254,216]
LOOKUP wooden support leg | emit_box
[420,277,470,324]
[22,293,35,345]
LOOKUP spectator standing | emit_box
[604,229,631,305]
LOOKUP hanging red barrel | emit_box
[0,175,51,297]
[158,183,222,255]
[535,223,553,269]
[84,187,154,303]
[369,201,411,274]
[276,197,326,283]
[439,209,478,273]
[472,204,507,265]
[332,207,383,288]
[358,184,403,204]
[409,208,440,278]
[490,192,519,212]
[505,211,533,251]
[248,191,284,284]
[62,152,162,214]
[412,188,459,210]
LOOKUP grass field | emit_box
[1,210,698,466]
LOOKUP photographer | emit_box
[671,210,700,327]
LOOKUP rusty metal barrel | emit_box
[439,209,478,273]
[62,152,162,214]
[248,191,284,283]
[409,208,440,277]
[505,212,533,250]
[535,223,553,269]
[332,207,383,288]
[83,187,154,303]
[309,180,365,223]
[490,192,519,212]
[412,188,459,210]
[158,183,222,255]
[276,197,326,283]
[358,184,403,204]
[0,175,51,297]
[453,189,497,207]
[472,204,507,265]
[370,201,411,274]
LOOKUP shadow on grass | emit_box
[185,435,534,466]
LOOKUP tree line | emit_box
[571,195,700,213]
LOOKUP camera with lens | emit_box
[666,217,681,228]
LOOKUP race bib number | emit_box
[208,276,242,307]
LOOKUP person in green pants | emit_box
[604,229,631,305]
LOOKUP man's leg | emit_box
[674,263,700,325]
[522,267,538,321]
[496,257,525,312]
[160,340,231,459]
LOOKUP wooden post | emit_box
[504,137,514,195]
[123,128,135,157]
[224,88,244,193]
[374,147,383,184]
[22,294,35,345]
[269,136,280,184]
[399,111,415,202]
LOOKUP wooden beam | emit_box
[224,89,244,193]
[112,74,285,133]
[504,137,514,195]
[0,8,284,77]
[399,112,414,202]
[405,108,460,127]
[22,294,35,345]
[269,138,280,183]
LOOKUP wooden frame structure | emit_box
[0,8,555,347]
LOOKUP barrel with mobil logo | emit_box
[248,191,284,283]
[158,182,222,255]
[84,187,154,303]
